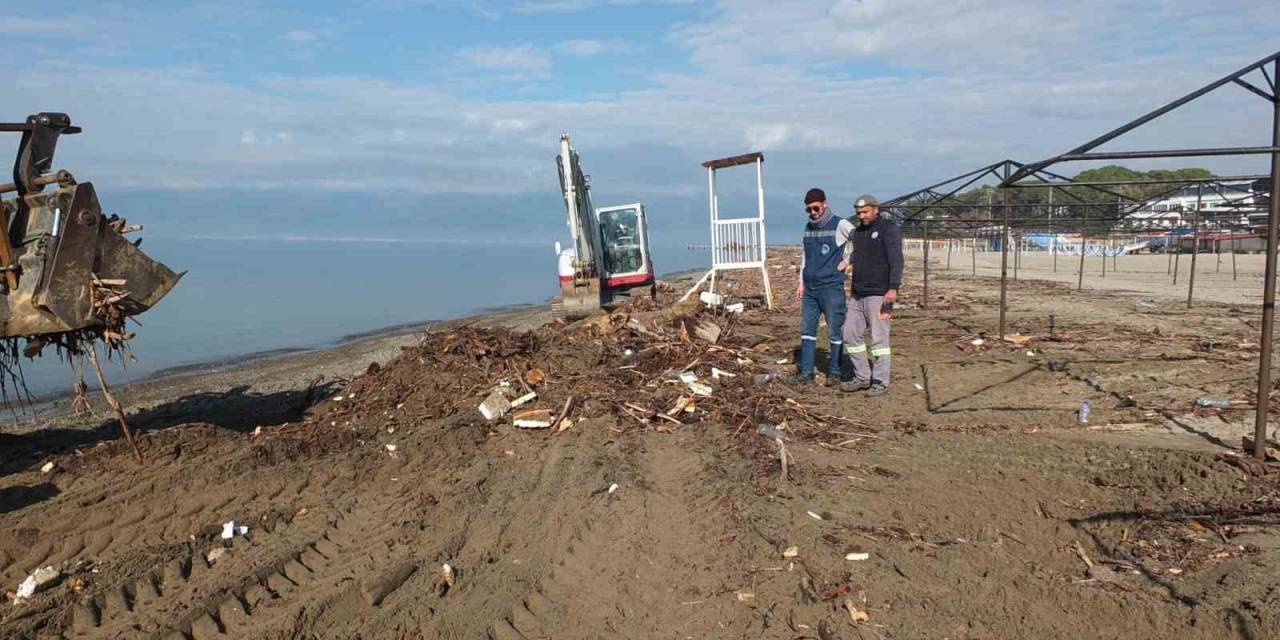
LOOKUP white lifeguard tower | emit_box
[682,151,773,308]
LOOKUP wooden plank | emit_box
[702,152,764,170]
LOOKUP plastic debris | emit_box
[725,302,745,314]
[14,566,59,600]
[510,392,537,409]
[845,552,870,561]
[752,370,781,385]
[1193,397,1231,409]
[699,291,724,307]
[206,547,228,565]
[807,511,824,521]
[783,545,799,558]
[678,371,699,384]
[736,591,755,603]
[711,367,736,380]
[39,461,54,474]
[970,338,984,347]
[607,483,619,494]
[913,383,924,391]
[1078,400,1091,424]
[756,424,790,441]
[221,521,249,540]
[686,381,714,397]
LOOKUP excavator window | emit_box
[599,207,643,275]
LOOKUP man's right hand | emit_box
[794,284,804,301]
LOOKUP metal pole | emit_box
[1101,230,1107,278]
[1112,233,1118,272]
[1078,209,1087,291]
[1233,231,1239,281]
[972,235,977,275]
[923,221,930,310]
[999,189,1010,339]
[1167,228,1174,274]
[1188,183,1202,309]
[1051,188,1058,272]
[1217,229,1223,273]
[1252,81,1280,460]
[1014,232,1020,280]
[947,237,952,271]
[1174,235,1181,285]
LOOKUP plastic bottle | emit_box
[1192,397,1231,409]
[1077,400,1091,424]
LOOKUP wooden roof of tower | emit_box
[702,152,764,170]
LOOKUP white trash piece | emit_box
[221,521,250,540]
[15,566,59,600]
[699,291,724,307]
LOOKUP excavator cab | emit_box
[0,113,181,341]
[596,203,654,295]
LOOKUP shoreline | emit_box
[9,267,709,432]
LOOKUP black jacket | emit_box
[851,215,903,297]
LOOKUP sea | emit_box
[14,236,714,399]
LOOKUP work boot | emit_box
[840,379,870,393]
[866,382,889,397]
[785,374,814,386]
[823,375,841,388]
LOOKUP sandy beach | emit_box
[0,248,1276,639]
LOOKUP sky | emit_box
[2,1,1278,238]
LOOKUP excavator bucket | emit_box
[557,278,602,320]
[0,113,181,338]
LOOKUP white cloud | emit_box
[283,29,320,45]
[556,39,606,56]
[515,0,693,13]
[457,44,552,74]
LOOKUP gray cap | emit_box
[854,194,879,208]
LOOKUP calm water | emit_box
[17,237,711,398]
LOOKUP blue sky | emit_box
[2,1,1278,236]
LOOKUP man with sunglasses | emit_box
[793,188,854,386]
[840,194,902,396]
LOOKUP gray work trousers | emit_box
[843,295,891,384]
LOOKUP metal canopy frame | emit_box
[993,50,1280,460]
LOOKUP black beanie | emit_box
[804,188,826,204]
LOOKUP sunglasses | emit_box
[806,204,824,213]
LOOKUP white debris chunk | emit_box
[15,566,59,600]
[846,552,870,561]
[478,390,513,421]
[221,521,250,540]
[40,462,54,474]
[686,382,714,397]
